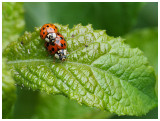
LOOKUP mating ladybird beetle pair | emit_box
[40,23,67,61]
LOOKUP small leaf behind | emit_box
[2,58,16,119]
[2,2,25,50]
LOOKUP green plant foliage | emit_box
[32,93,113,119]
[24,2,143,36]
[2,3,25,118]
[2,2,25,50]
[3,24,157,116]
[12,87,113,119]
[2,59,16,119]
[12,87,39,119]
[134,3,158,28]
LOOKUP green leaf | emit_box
[2,58,16,119]
[24,2,143,36]
[2,2,25,50]
[3,24,157,116]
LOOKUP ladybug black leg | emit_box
[53,56,56,64]
[44,42,51,56]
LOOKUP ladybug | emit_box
[45,42,58,55]
[40,23,58,42]
[54,33,67,50]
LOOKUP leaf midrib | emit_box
[7,59,52,64]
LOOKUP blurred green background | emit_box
[3,2,158,119]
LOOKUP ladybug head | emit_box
[45,33,57,43]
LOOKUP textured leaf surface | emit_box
[2,59,16,119]
[3,24,157,116]
[2,2,25,50]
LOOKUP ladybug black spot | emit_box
[43,32,45,34]
[54,29,55,30]
[61,43,63,47]
[60,37,63,40]
[64,43,66,46]
[52,48,55,51]
[47,25,49,27]
[57,33,60,35]
[43,27,45,30]
[55,26,57,29]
